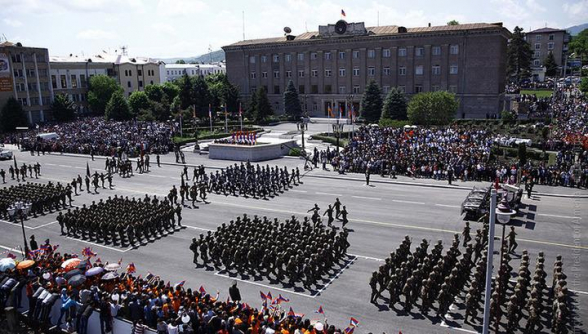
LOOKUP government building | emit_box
[223,21,510,119]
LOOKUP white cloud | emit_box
[156,0,207,16]
[152,23,177,36]
[564,0,588,18]
[76,29,118,40]
[3,18,23,27]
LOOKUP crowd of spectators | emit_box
[1,242,347,334]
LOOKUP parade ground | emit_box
[0,122,586,333]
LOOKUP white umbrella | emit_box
[0,258,16,272]
[105,263,121,271]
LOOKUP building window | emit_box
[399,67,406,76]
[311,52,317,60]
[60,75,67,88]
[415,85,423,93]
[324,85,332,94]
[339,51,345,59]
[250,56,256,63]
[299,85,305,94]
[415,65,424,75]
[298,70,305,77]
[250,72,257,79]
[325,69,332,77]
[450,45,459,55]
[311,85,318,94]
[449,85,457,93]
[80,74,86,88]
[339,86,346,94]
[533,59,541,66]
[536,35,541,41]
[432,46,441,56]
[127,81,132,88]
[398,85,406,93]
[398,48,407,57]
[273,54,280,62]
[432,65,441,75]
[274,71,280,78]
[432,85,441,92]
[415,47,424,57]
[383,67,391,75]
[367,49,376,58]
[262,72,268,78]
[382,49,391,58]
[353,85,361,94]
[547,42,554,50]
[383,86,390,94]
[324,52,331,60]
[138,69,142,76]
[353,50,359,59]
[285,71,292,78]
[533,51,541,58]
[311,69,318,77]
[51,75,57,89]
[535,43,541,50]
[274,85,280,94]
[285,54,292,62]
[296,53,304,61]
[353,68,359,76]
[71,75,78,88]
[450,65,458,74]
[261,55,267,63]
[11,54,21,62]
[250,86,257,93]
[339,68,346,77]
[549,34,554,41]
[368,67,375,76]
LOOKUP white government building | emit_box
[160,62,226,82]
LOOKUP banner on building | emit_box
[0,53,13,92]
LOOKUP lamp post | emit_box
[8,201,31,258]
[297,118,307,152]
[332,122,344,155]
[481,189,497,334]
[496,199,517,270]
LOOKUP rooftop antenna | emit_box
[120,45,128,56]
[242,11,245,41]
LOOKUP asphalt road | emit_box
[0,142,586,334]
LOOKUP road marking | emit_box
[315,192,342,197]
[290,189,308,193]
[45,163,56,166]
[392,199,425,205]
[439,321,479,334]
[351,196,381,201]
[0,245,25,255]
[214,272,314,298]
[0,219,33,229]
[58,165,72,168]
[31,221,59,230]
[348,253,384,261]
[73,166,84,169]
[144,175,167,178]
[64,237,133,253]
[313,256,357,296]
[517,238,588,250]
[435,204,461,208]
[537,213,581,220]
[185,225,213,232]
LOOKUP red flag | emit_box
[199,286,206,295]
[341,9,346,17]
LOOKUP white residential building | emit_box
[159,62,226,82]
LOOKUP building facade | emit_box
[223,21,510,119]
[525,27,570,81]
[0,41,52,124]
[159,62,226,82]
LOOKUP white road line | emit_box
[45,163,56,166]
[0,219,33,229]
[58,165,72,168]
[31,221,59,230]
[289,189,308,193]
[439,321,479,333]
[73,166,84,169]
[313,256,357,296]
[392,199,426,205]
[435,204,461,208]
[64,237,133,253]
[537,213,581,220]
[315,192,343,196]
[144,175,167,178]
[0,245,25,255]
[214,272,314,298]
[348,253,384,261]
[351,196,381,201]
[185,225,213,232]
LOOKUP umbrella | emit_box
[85,267,104,277]
[105,263,121,271]
[64,269,82,280]
[68,274,86,287]
[61,258,81,271]
[76,260,91,270]
[102,272,119,280]
[0,258,16,272]
[16,260,35,270]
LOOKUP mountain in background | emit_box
[567,23,588,35]
[158,49,225,64]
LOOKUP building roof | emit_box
[224,22,507,48]
[50,52,161,65]
[527,27,567,34]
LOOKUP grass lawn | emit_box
[520,89,553,98]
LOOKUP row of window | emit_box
[17,96,52,107]
[10,54,47,63]
[51,74,87,89]
[534,42,555,50]
[123,69,156,77]
[250,45,459,64]
[533,34,556,41]
[15,82,51,92]
[250,65,458,79]
[250,84,458,95]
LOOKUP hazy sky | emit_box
[1,0,586,59]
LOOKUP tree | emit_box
[447,20,459,25]
[506,26,533,83]
[51,94,76,122]
[222,81,240,114]
[381,88,407,121]
[105,91,132,121]
[177,73,194,110]
[145,84,164,103]
[175,59,186,64]
[254,87,273,122]
[570,29,588,61]
[579,77,588,94]
[407,91,458,126]
[246,89,258,120]
[161,82,180,102]
[128,91,151,116]
[0,97,28,132]
[543,52,558,77]
[192,75,211,118]
[518,143,527,166]
[360,80,383,123]
[283,80,302,120]
[88,75,122,115]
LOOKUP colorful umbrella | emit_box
[85,267,104,277]
[61,258,81,271]
[105,263,121,271]
[64,269,82,279]
[76,260,92,270]
[102,272,119,280]
[0,258,16,272]
[16,260,35,270]
[68,274,86,287]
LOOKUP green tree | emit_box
[570,29,588,61]
[177,73,194,110]
[50,94,76,122]
[0,97,28,132]
[150,101,171,121]
[506,26,533,82]
[222,81,240,114]
[407,91,458,126]
[381,88,407,121]
[360,80,383,123]
[543,52,558,77]
[145,84,164,103]
[88,75,122,115]
[192,75,211,118]
[579,77,588,94]
[161,82,180,102]
[105,91,132,121]
[246,89,258,120]
[254,87,273,122]
[128,91,151,116]
[175,59,186,64]
[447,20,459,25]
[283,80,302,120]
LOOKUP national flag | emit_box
[277,294,289,304]
[82,247,96,258]
[95,258,102,263]
[86,162,91,177]
[341,9,346,17]
[241,303,250,310]
[344,327,355,334]
[288,307,295,317]
[166,281,171,288]
[349,317,359,327]
[175,280,186,287]
[199,286,206,295]
[53,245,59,251]
[145,272,154,281]
[260,291,268,300]
[266,292,272,300]
[316,306,324,315]
[126,262,136,274]
[6,253,16,259]
[117,258,123,265]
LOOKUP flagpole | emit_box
[224,104,228,133]
[239,103,243,131]
[209,104,213,132]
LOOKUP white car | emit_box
[0,149,13,160]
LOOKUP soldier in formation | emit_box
[0,181,70,220]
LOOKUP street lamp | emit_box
[8,201,31,258]
[297,118,307,152]
[332,122,344,155]
[496,199,517,269]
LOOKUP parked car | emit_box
[0,149,13,160]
